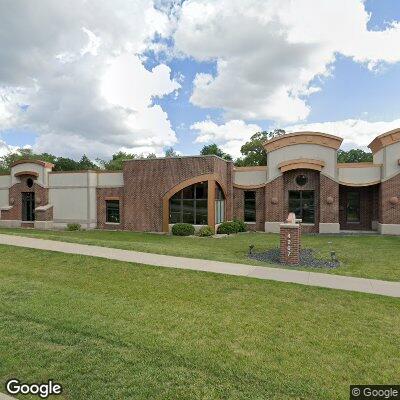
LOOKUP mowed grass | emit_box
[0,228,399,281]
[0,245,399,400]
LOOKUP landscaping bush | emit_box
[171,223,195,236]
[66,223,81,231]
[217,219,247,235]
[217,221,238,235]
[198,226,214,237]
[232,219,247,233]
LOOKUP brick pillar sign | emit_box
[280,213,301,265]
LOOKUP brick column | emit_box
[207,180,216,231]
[280,223,301,265]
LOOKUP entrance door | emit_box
[22,192,35,221]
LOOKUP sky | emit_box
[1,0,400,160]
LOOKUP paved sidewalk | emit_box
[0,393,16,400]
[1,233,399,298]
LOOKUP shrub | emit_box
[232,219,247,233]
[217,219,247,235]
[217,221,238,235]
[198,226,214,237]
[66,223,81,231]
[171,223,195,236]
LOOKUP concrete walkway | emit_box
[1,233,399,298]
[0,393,16,400]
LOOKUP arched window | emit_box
[169,182,208,224]
[215,183,225,224]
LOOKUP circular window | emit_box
[27,178,34,188]
[295,174,308,186]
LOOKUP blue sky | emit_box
[1,0,400,159]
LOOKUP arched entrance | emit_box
[162,174,227,232]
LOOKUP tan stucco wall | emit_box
[338,165,382,185]
[11,163,48,186]
[48,171,97,228]
[0,189,9,207]
[98,172,124,187]
[0,175,10,188]
[49,172,89,187]
[234,169,267,186]
[267,144,337,181]
[385,142,400,179]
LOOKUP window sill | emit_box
[105,222,121,225]
[244,222,256,224]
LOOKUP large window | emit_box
[169,182,208,225]
[289,190,315,223]
[106,200,120,223]
[346,191,360,222]
[215,184,225,224]
[244,191,256,222]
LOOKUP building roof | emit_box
[11,159,55,169]
[263,131,343,152]
[368,128,400,154]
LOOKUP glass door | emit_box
[22,192,35,221]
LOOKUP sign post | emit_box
[280,213,301,265]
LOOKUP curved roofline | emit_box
[368,128,400,154]
[264,131,343,152]
[11,159,55,169]
[278,158,326,173]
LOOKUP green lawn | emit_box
[0,228,399,281]
[0,245,399,399]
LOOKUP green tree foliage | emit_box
[0,148,98,173]
[337,149,373,163]
[97,151,137,170]
[235,129,285,166]
[200,143,232,160]
[78,154,98,170]
[165,147,178,157]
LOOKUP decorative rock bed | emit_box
[249,247,340,269]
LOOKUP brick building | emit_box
[1,130,399,235]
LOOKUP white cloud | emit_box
[191,119,261,157]
[0,0,179,158]
[285,118,400,150]
[0,139,17,157]
[174,0,400,123]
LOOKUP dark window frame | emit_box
[106,200,120,224]
[346,191,361,223]
[244,191,256,222]
[169,182,208,225]
[288,190,315,224]
[22,192,35,222]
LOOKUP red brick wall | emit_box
[97,187,124,229]
[280,225,301,264]
[1,176,48,221]
[122,156,233,232]
[380,173,400,224]
[233,186,265,231]
[339,185,376,230]
[320,174,339,224]
[265,175,285,222]
[35,206,53,221]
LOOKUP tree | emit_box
[165,147,178,157]
[200,143,232,160]
[235,129,285,166]
[97,151,137,170]
[337,149,373,163]
[78,154,98,170]
[53,157,82,171]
